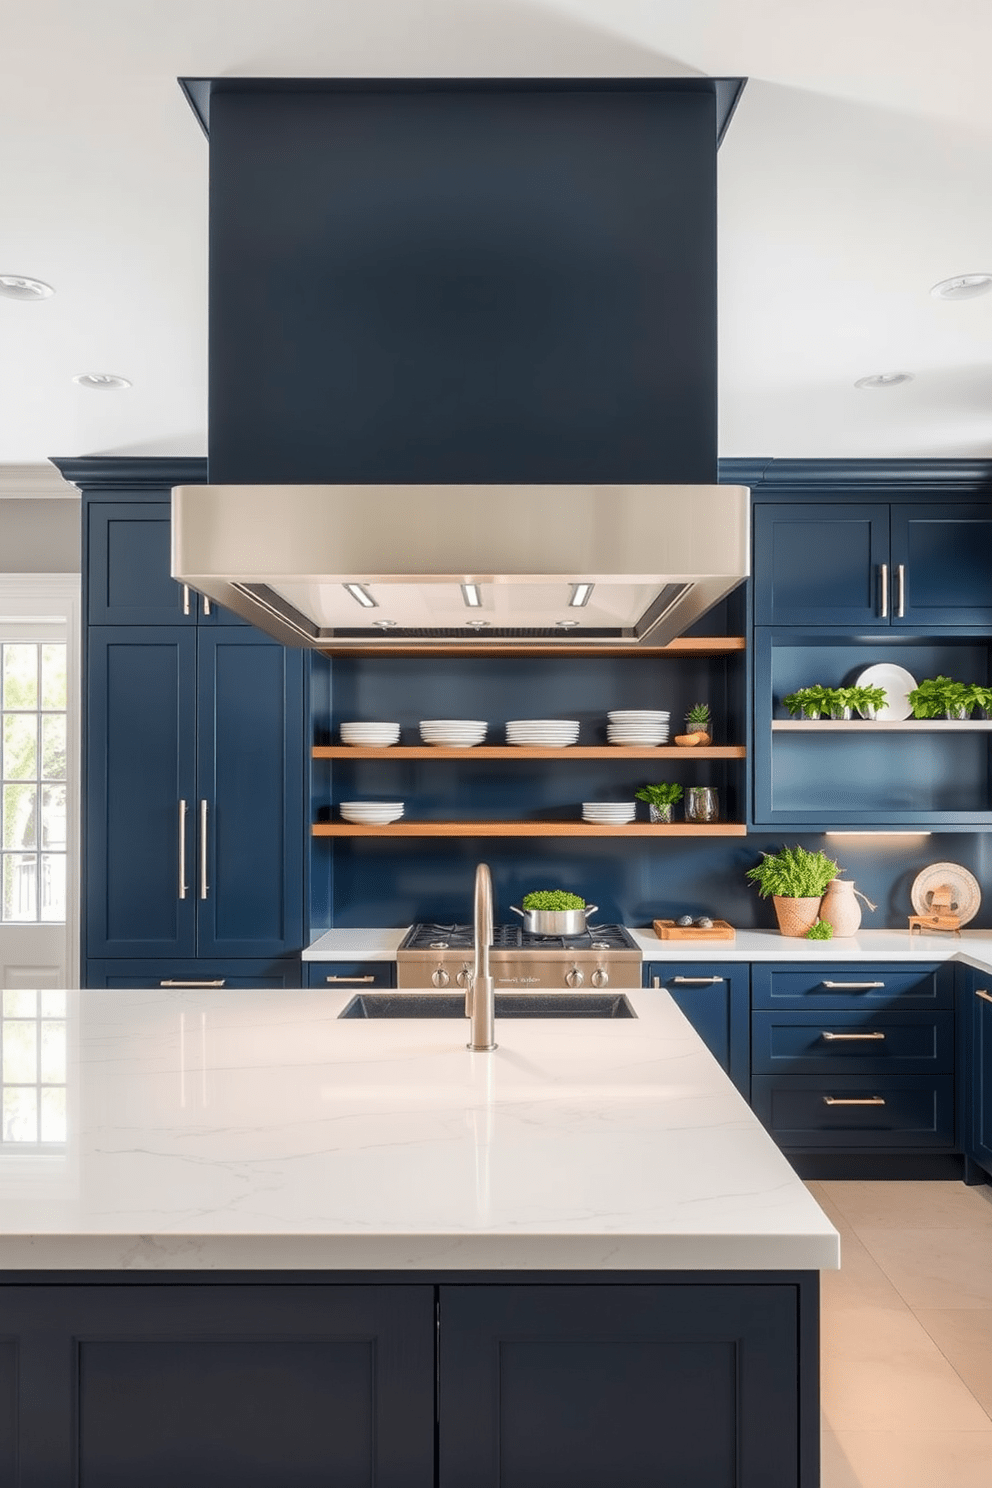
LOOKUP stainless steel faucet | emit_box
[466,862,497,1050]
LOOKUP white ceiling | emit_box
[2,0,991,475]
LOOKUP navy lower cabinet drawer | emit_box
[645,963,749,1098]
[86,959,301,988]
[750,1074,955,1149]
[751,1010,954,1074]
[751,963,951,1010]
[306,961,395,989]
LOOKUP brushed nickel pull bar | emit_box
[672,976,724,985]
[161,979,226,988]
[182,583,191,616]
[879,563,888,618]
[202,594,211,615]
[199,799,209,900]
[821,981,885,990]
[178,799,188,899]
[821,1031,885,1041]
[823,1096,886,1106]
[976,988,992,1005]
[325,975,377,984]
[896,564,906,618]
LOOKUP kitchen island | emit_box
[0,984,837,1485]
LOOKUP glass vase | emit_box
[685,786,719,823]
[649,803,673,824]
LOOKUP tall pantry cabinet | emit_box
[57,459,306,988]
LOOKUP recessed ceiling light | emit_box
[73,373,132,391]
[854,372,914,390]
[0,275,54,301]
[930,274,992,301]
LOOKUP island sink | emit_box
[338,992,636,1019]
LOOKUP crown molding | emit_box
[49,456,209,491]
[719,456,992,491]
[0,464,79,499]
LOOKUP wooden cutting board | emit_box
[653,919,736,941]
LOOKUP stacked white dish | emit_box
[582,801,637,824]
[419,719,488,747]
[339,722,401,747]
[506,719,581,748]
[606,710,670,746]
[339,802,404,824]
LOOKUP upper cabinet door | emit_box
[890,504,992,628]
[753,503,890,626]
[87,502,195,626]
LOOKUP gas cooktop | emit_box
[399,923,638,953]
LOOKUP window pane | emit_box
[41,714,66,780]
[3,1020,37,1083]
[3,783,37,848]
[3,714,37,780]
[3,1086,37,1142]
[40,989,66,1017]
[40,854,65,922]
[2,644,37,710]
[3,989,36,1017]
[41,784,65,847]
[40,1020,66,1084]
[40,1086,66,1143]
[41,644,66,710]
[2,853,37,920]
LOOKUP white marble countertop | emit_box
[304,927,409,961]
[0,985,838,1274]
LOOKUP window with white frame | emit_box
[1,640,68,922]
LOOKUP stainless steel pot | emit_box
[510,904,599,936]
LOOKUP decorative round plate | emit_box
[910,862,981,925]
[854,662,918,721]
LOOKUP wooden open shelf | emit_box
[772,719,992,732]
[314,745,745,760]
[313,821,747,837]
[317,637,746,659]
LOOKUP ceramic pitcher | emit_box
[819,878,876,937]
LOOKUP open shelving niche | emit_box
[311,637,749,839]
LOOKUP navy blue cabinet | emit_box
[891,504,992,629]
[645,962,749,1097]
[86,959,302,988]
[966,973,992,1180]
[306,961,396,989]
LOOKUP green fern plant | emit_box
[745,845,840,899]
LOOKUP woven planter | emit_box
[772,895,822,938]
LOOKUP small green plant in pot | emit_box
[745,845,841,937]
[636,781,684,824]
[846,683,888,720]
[966,683,992,720]
[908,675,973,720]
[782,685,831,720]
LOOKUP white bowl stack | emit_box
[581,801,637,824]
[339,722,401,747]
[505,719,581,748]
[419,719,488,747]
[339,802,405,825]
[606,710,670,746]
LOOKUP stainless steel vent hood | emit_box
[172,481,749,649]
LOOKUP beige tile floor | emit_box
[808,1178,992,1487]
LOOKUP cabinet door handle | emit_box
[672,976,725,985]
[325,975,377,984]
[202,594,212,616]
[977,988,992,1004]
[896,564,906,618]
[823,1096,886,1106]
[178,799,188,899]
[821,981,885,990]
[199,799,209,900]
[821,1030,885,1041]
[182,583,191,616]
[879,563,888,618]
[160,979,226,988]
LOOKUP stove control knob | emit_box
[456,965,472,988]
[565,966,584,988]
[591,967,609,988]
[431,968,451,988]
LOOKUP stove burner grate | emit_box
[401,923,638,953]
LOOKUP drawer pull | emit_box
[823,1095,886,1106]
[160,979,226,988]
[976,988,992,1005]
[820,981,885,990]
[672,976,724,986]
[821,1031,886,1042]
[325,975,377,984]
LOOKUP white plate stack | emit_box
[581,801,637,824]
[419,719,488,747]
[505,719,581,748]
[339,802,405,825]
[339,722,401,747]
[606,710,670,746]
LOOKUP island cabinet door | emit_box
[969,975,992,1178]
[439,1283,811,1488]
[0,1283,435,1488]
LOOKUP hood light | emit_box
[0,275,55,300]
[466,619,491,628]
[372,619,396,629]
[569,583,594,607]
[343,583,377,608]
[555,620,580,629]
[461,583,482,608]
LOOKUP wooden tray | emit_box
[652,919,736,941]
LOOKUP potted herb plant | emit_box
[846,683,888,720]
[782,685,831,720]
[745,845,841,937]
[822,686,856,721]
[636,781,684,824]
[907,675,973,720]
[966,683,992,720]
